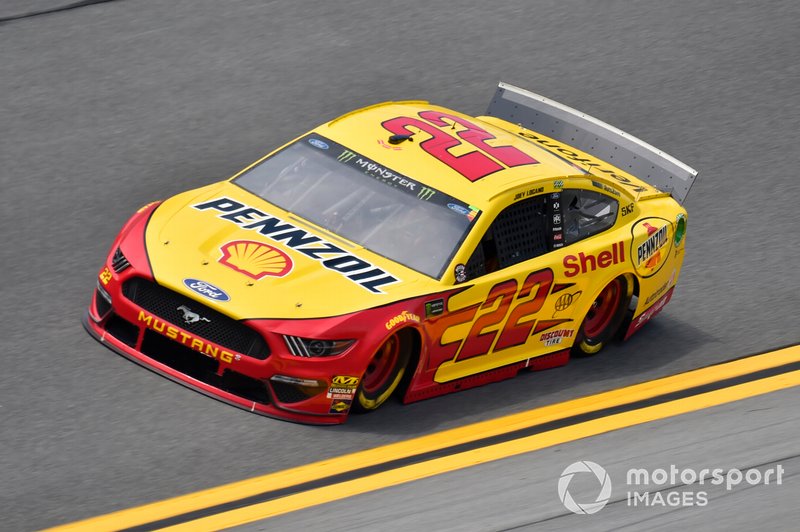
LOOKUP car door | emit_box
[426,187,620,384]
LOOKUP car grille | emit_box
[105,314,138,347]
[141,330,270,405]
[122,277,270,360]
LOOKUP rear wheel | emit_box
[355,330,412,411]
[572,275,632,356]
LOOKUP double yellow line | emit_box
[50,344,800,531]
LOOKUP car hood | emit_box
[144,182,438,319]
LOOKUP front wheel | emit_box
[355,330,412,411]
[572,275,632,356]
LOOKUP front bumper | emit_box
[85,275,369,425]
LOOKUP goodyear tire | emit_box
[355,329,412,412]
[572,275,633,356]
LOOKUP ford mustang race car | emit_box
[84,83,697,424]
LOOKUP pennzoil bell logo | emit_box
[637,223,668,267]
[183,278,230,302]
[630,218,673,278]
[219,240,293,280]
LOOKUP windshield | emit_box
[233,135,480,278]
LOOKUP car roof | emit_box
[314,101,586,209]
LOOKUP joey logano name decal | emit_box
[194,198,399,293]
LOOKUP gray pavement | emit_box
[248,388,800,532]
[1,1,799,530]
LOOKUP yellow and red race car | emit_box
[84,83,697,424]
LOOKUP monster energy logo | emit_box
[338,150,357,163]
[417,186,436,201]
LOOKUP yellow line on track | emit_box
[47,344,800,532]
[164,370,800,531]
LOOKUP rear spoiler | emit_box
[485,82,698,204]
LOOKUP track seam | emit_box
[0,0,122,25]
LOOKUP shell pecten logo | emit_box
[219,240,293,280]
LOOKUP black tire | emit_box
[572,275,633,356]
[354,329,412,411]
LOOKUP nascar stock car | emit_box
[84,83,697,424]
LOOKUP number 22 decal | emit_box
[382,111,539,181]
[441,268,555,361]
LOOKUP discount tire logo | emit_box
[558,461,612,515]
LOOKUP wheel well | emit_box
[617,272,639,340]
[573,273,636,356]
[577,273,636,327]
[396,327,421,400]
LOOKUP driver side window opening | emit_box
[465,195,549,280]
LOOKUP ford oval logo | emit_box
[308,138,329,150]
[183,278,230,302]
[447,203,471,216]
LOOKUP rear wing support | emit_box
[486,82,698,204]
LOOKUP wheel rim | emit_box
[362,336,400,394]
[583,280,622,338]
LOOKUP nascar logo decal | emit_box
[219,240,293,280]
[194,198,399,293]
[183,278,230,302]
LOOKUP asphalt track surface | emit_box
[239,387,800,531]
[1,1,798,530]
